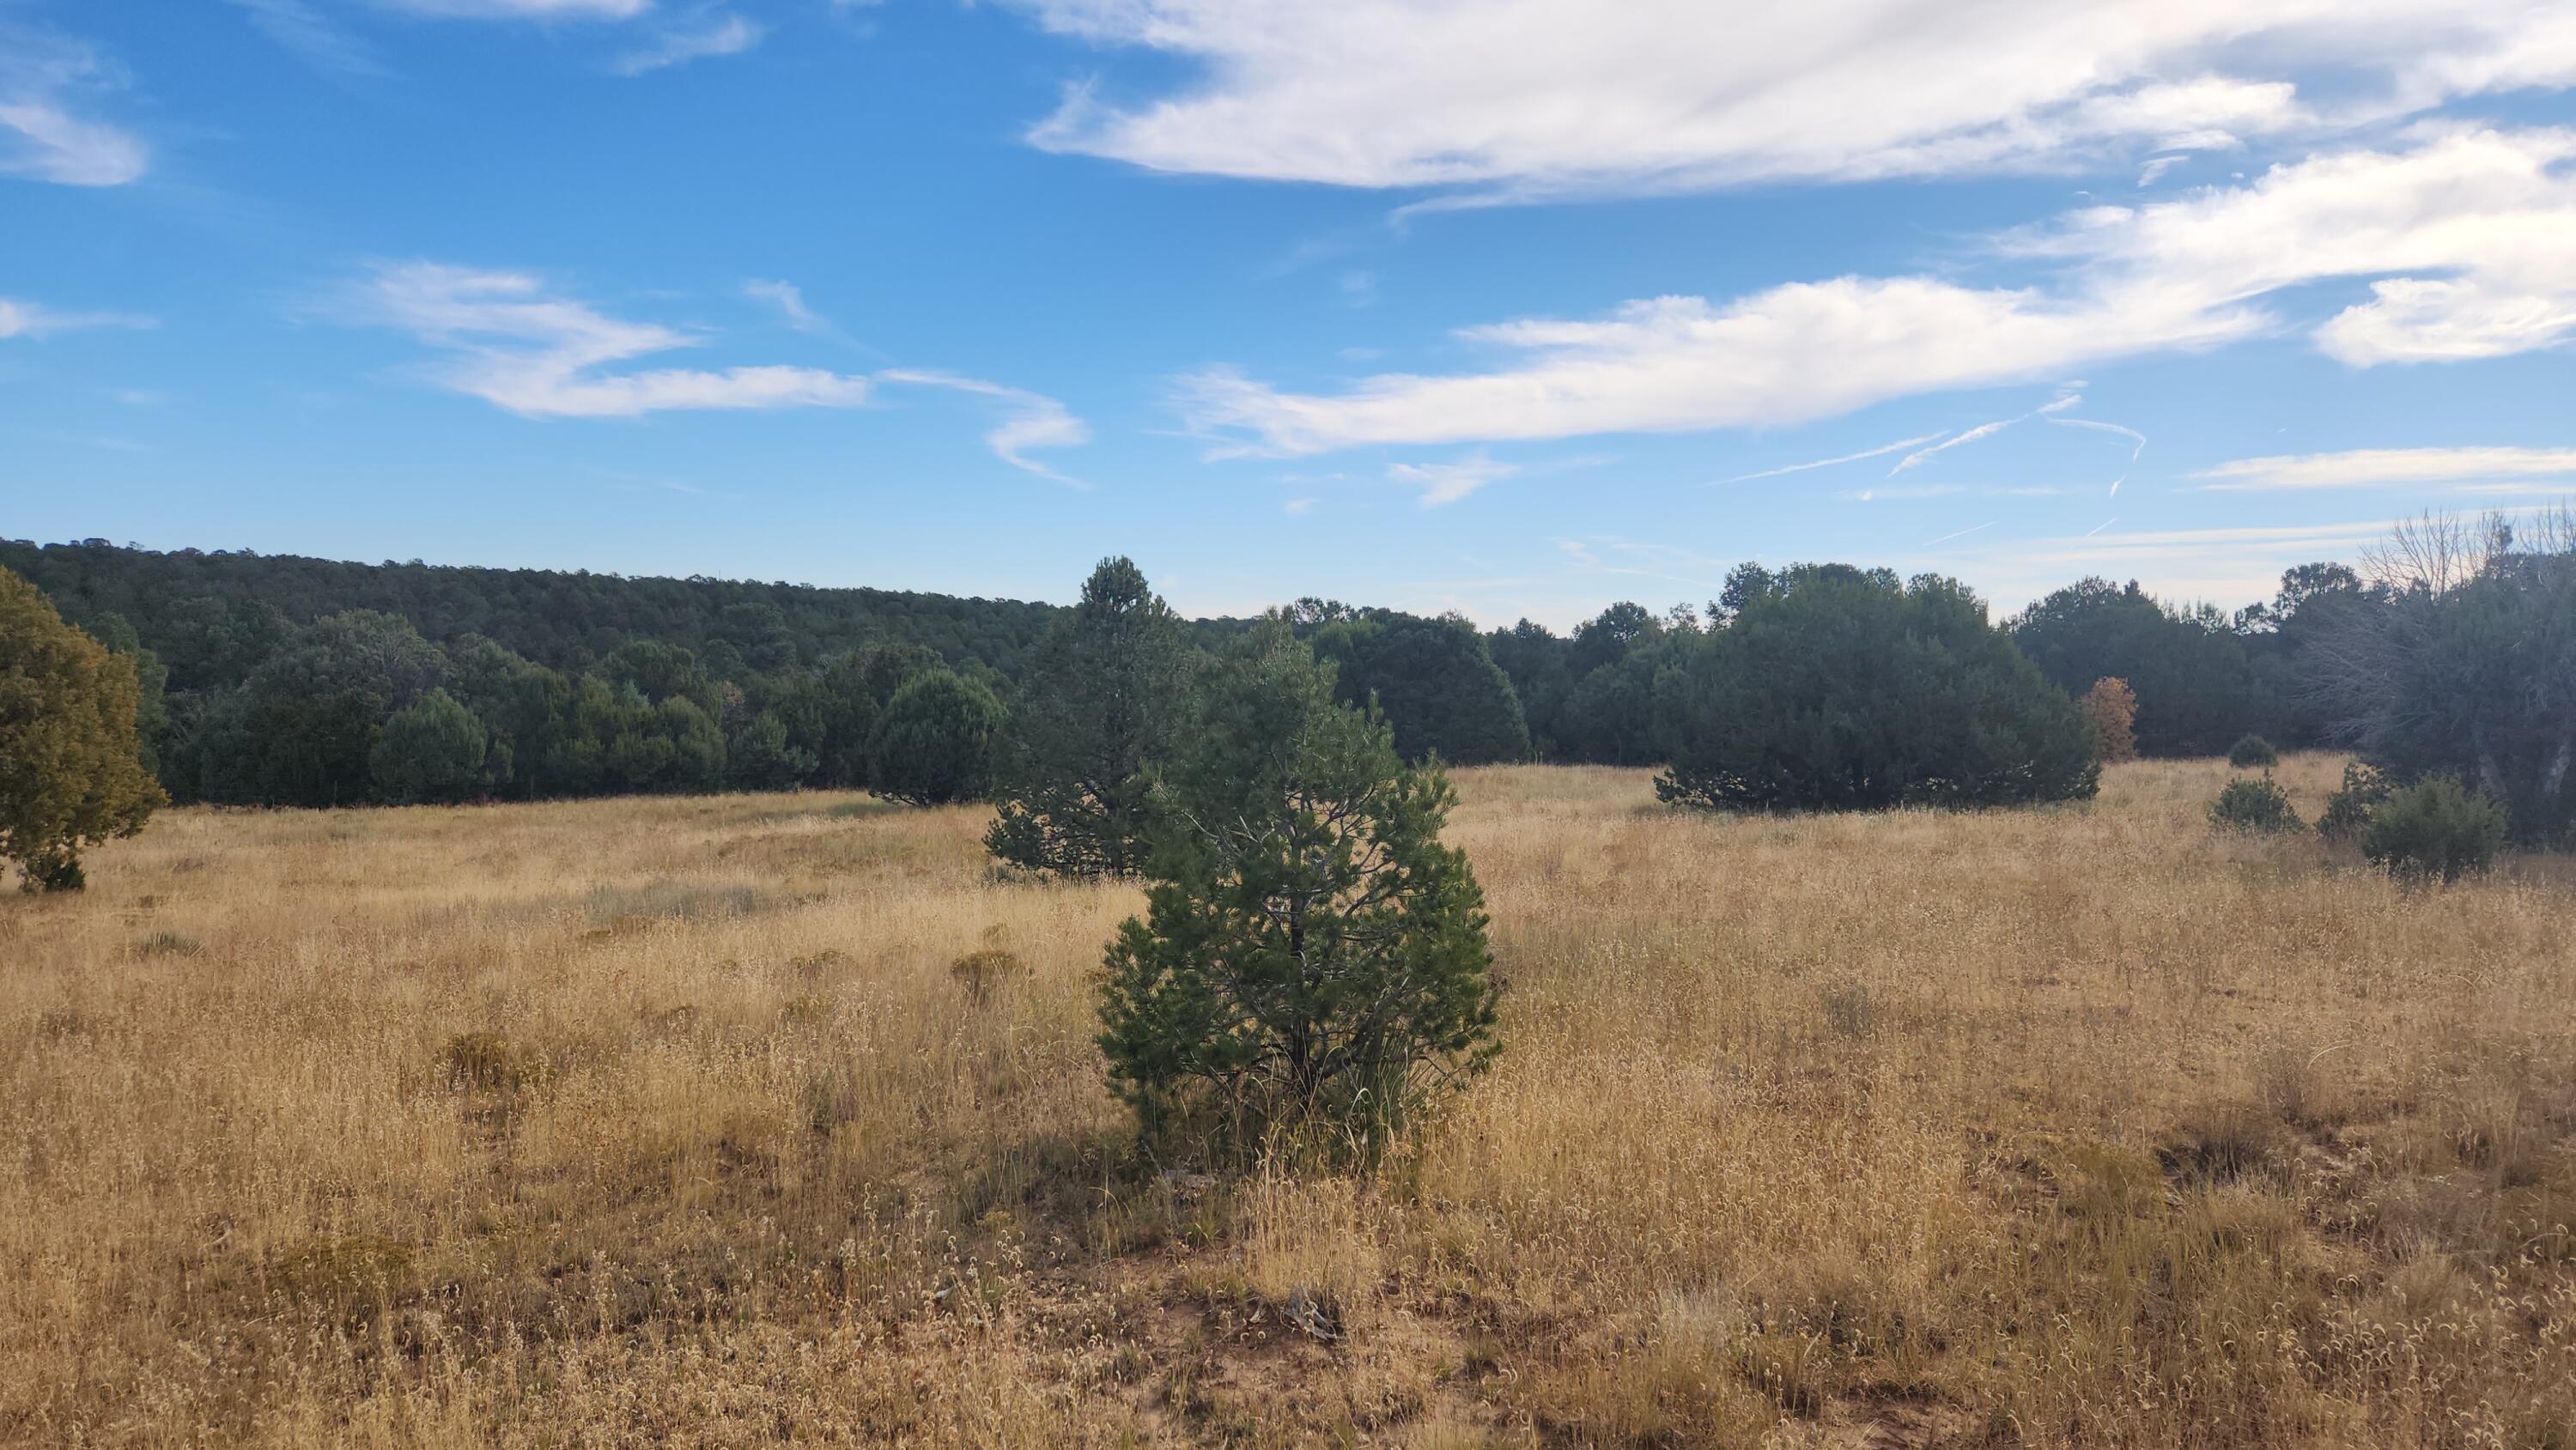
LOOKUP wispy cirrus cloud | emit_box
[228,0,387,77]
[348,262,872,416]
[742,278,829,333]
[1839,482,1965,502]
[611,12,764,75]
[1387,452,1516,507]
[343,263,1092,482]
[0,101,145,184]
[1176,128,2576,458]
[1174,280,2255,457]
[376,0,650,18]
[2050,416,2147,459]
[0,298,155,339]
[875,368,1092,485]
[1890,416,2020,476]
[1920,520,1996,548]
[1886,392,2086,483]
[1717,431,1948,484]
[0,29,147,186]
[2191,446,2576,491]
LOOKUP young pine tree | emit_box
[1097,622,1499,1157]
[987,558,1193,876]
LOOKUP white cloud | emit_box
[0,298,154,338]
[229,0,387,77]
[875,368,1092,485]
[1386,452,1516,506]
[347,264,1092,479]
[350,262,873,417]
[1178,128,2576,456]
[1176,281,2257,456]
[2318,275,2576,363]
[377,0,650,18]
[0,28,147,187]
[612,13,764,74]
[742,278,829,333]
[0,101,142,183]
[1014,0,2573,196]
[2192,446,2576,491]
[2024,126,2576,367]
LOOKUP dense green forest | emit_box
[5,537,2351,810]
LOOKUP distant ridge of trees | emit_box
[0,537,1097,689]
[4,537,2374,812]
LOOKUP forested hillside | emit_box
[0,538,1081,689]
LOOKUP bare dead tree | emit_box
[2300,506,2576,840]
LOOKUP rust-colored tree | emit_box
[2081,676,2139,764]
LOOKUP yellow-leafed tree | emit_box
[2080,676,2140,764]
[0,566,165,891]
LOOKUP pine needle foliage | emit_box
[987,558,1194,877]
[1657,567,2099,811]
[1097,622,1499,1159]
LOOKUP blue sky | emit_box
[5,0,2574,628]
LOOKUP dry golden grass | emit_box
[4,756,2572,1447]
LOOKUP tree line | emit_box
[5,519,2568,841]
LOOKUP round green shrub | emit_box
[2316,760,2391,845]
[2227,734,2281,770]
[868,669,1005,806]
[2362,775,2509,883]
[2209,776,2301,834]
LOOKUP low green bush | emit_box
[2316,761,2391,845]
[2227,734,2281,770]
[2209,777,2301,834]
[2363,775,2509,883]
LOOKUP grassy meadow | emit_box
[4,755,2573,1447]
